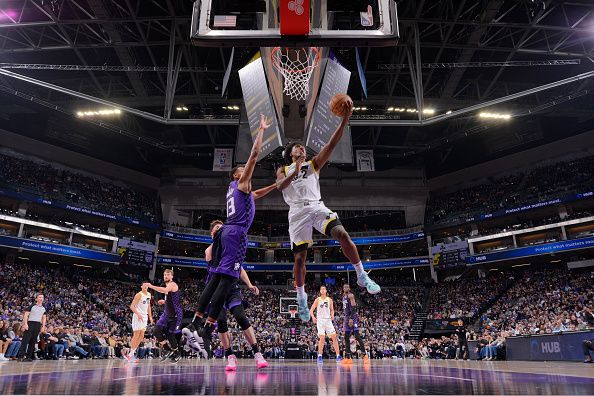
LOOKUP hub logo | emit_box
[288,0,305,15]
[541,342,561,354]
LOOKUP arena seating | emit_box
[0,152,157,223]
[426,154,594,226]
[1,259,592,362]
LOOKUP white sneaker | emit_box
[357,272,381,294]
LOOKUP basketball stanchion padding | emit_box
[280,0,310,35]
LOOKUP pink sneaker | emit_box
[225,354,237,371]
[254,352,268,369]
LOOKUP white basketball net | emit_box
[272,47,320,101]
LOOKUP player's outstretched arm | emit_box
[311,99,353,171]
[238,114,271,194]
[252,183,277,200]
[275,157,304,191]
[143,282,178,294]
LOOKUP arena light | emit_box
[387,107,394,111]
[422,108,435,115]
[512,263,531,268]
[446,110,452,114]
[74,264,92,268]
[48,261,59,264]
[76,108,121,118]
[17,256,30,260]
[176,105,189,112]
[550,259,562,263]
[479,112,512,120]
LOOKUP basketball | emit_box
[329,93,353,117]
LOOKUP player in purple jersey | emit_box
[143,269,183,363]
[341,283,369,365]
[191,113,271,350]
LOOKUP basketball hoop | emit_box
[271,47,320,101]
[288,304,298,319]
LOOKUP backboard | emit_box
[191,0,399,47]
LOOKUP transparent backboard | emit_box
[191,0,399,47]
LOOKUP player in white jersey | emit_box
[310,286,342,364]
[126,283,153,363]
[275,98,380,322]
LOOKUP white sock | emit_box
[352,261,365,276]
[130,348,136,357]
[296,285,306,299]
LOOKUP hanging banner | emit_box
[356,150,375,172]
[213,148,233,172]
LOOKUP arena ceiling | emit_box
[0,0,593,177]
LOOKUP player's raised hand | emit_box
[259,113,272,130]
[157,299,165,306]
[295,155,305,173]
[142,282,152,290]
[342,98,353,119]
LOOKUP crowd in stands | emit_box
[427,154,594,226]
[0,152,157,223]
[427,272,512,320]
[192,209,408,237]
[1,258,592,364]
[476,268,594,337]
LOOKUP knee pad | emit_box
[231,306,251,331]
[217,319,229,334]
[154,326,166,342]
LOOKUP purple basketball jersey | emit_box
[225,180,255,229]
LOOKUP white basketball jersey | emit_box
[316,297,332,320]
[281,160,321,206]
[135,292,151,316]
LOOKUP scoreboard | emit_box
[431,241,469,269]
[117,239,156,269]
[120,248,154,268]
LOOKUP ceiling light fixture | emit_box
[479,112,511,120]
[76,109,121,117]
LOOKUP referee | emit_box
[17,293,47,362]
